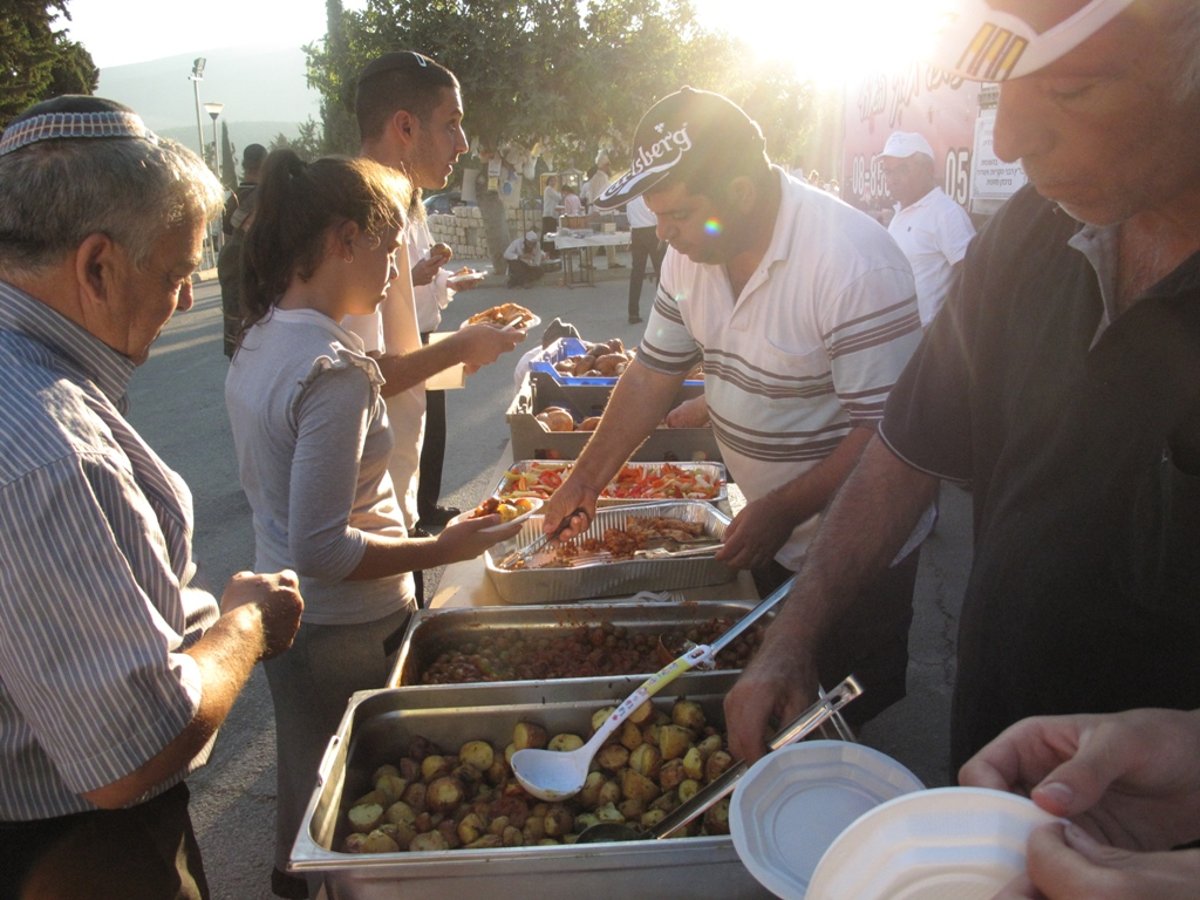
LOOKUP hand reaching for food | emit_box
[665,395,710,429]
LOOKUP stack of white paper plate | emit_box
[730,740,926,899]
[807,786,1061,900]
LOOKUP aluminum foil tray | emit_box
[291,675,852,899]
[484,500,735,604]
[387,598,767,687]
[492,459,727,507]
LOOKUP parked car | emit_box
[423,190,465,215]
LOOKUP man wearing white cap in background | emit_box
[725,0,1200,850]
[879,131,976,328]
[503,229,545,288]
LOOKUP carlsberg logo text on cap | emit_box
[633,122,693,178]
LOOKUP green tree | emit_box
[1,1,97,128]
[270,119,324,161]
[306,0,813,266]
[220,121,237,190]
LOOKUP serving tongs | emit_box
[565,541,722,567]
[575,674,864,843]
[494,506,587,569]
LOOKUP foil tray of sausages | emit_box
[483,501,736,604]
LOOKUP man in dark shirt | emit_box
[726,0,1200,771]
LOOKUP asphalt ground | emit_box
[126,254,971,899]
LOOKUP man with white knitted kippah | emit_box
[0,96,303,898]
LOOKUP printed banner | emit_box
[843,64,981,210]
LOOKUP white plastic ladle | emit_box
[511,642,714,801]
[511,575,798,801]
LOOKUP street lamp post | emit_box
[189,58,206,159]
[203,101,224,181]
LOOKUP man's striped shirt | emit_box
[638,171,922,569]
[0,281,217,820]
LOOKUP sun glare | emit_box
[693,0,951,87]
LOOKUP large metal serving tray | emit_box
[291,675,853,899]
[493,459,728,507]
[388,598,767,687]
[484,501,736,604]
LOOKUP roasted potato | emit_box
[458,740,495,772]
[513,721,549,751]
[547,733,584,753]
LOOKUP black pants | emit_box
[216,232,244,359]
[541,216,559,258]
[0,782,208,900]
[417,332,447,521]
[506,258,543,288]
[627,226,665,319]
[753,550,920,728]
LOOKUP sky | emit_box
[59,0,945,84]
[56,0,364,69]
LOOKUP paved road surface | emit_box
[127,258,971,899]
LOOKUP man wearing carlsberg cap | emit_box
[542,87,925,728]
[0,96,303,897]
[725,0,1200,794]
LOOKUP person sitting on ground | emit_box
[225,149,522,899]
[504,229,545,288]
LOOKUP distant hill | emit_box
[97,46,322,154]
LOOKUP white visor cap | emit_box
[930,0,1135,81]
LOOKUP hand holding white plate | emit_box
[447,270,487,287]
[806,786,1063,900]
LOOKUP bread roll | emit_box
[536,407,575,432]
[594,353,627,376]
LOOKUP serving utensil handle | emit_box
[706,574,796,657]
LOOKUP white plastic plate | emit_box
[730,740,925,899]
[807,786,1062,900]
[446,270,487,286]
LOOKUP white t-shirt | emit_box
[626,195,657,230]
[408,216,453,334]
[504,237,544,265]
[638,169,923,570]
[342,241,425,530]
[542,185,562,219]
[888,187,975,326]
[583,169,610,207]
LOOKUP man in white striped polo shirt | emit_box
[542,88,924,726]
[0,96,303,898]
